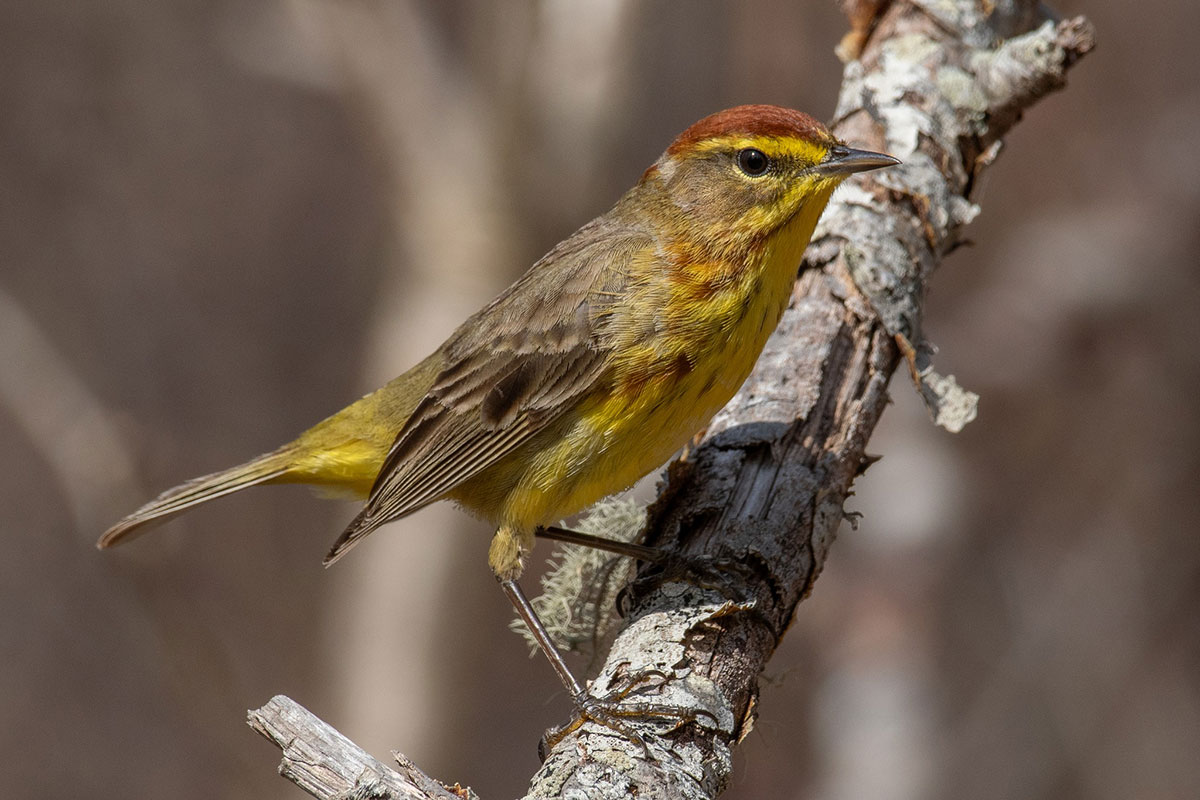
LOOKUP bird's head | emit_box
[635,105,898,248]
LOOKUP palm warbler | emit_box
[101,105,897,733]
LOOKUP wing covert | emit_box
[325,219,649,564]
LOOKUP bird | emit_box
[100,104,898,738]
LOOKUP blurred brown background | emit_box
[2,1,1197,798]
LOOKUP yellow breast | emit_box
[483,189,833,531]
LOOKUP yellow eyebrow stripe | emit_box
[686,135,830,165]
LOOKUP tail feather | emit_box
[97,452,290,549]
[323,505,373,567]
[323,501,396,567]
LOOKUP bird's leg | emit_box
[538,524,752,598]
[500,577,711,758]
[535,524,666,564]
[496,525,729,756]
[500,577,588,698]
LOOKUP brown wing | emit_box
[325,217,649,564]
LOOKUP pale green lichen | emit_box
[937,65,990,120]
[919,367,980,433]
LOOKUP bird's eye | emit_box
[736,148,770,177]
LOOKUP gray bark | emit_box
[249,695,477,800]
[248,2,1094,798]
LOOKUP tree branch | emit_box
[528,3,1094,798]
[248,695,476,800]
[248,2,1094,798]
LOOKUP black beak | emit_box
[816,145,901,176]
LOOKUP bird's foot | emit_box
[538,669,717,760]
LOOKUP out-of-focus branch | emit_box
[249,2,1094,798]
[0,287,140,534]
